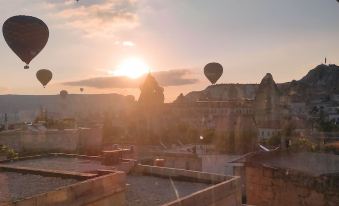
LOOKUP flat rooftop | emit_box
[3,155,213,206]
[1,154,241,206]
[0,171,78,203]
[4,155,114,173]
[126,174,212,206]
[247,152,339,176]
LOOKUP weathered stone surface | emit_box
[246,165,339,206]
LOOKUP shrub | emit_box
[0,145,18,159]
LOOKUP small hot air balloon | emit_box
[60,90,68,99]
[80,88,84,93]
[204,62,223,84]
[36,69,52,88]
[2,15,49,69]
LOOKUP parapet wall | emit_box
[246,165,339,206]
[0,169,125,206]
[0,128,102,155]
[154,152,202,171]
[134,164,242,206]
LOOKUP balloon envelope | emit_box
[36,69,52,87]
[204,62,223,84]
[80,88,84,92]
[2,15,49,68]
[60,90,68,98]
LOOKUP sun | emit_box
[112,57,150,79]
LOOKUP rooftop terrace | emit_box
[0,153,242,206]
[0,171,78,203]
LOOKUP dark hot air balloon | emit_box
[80,88,84,93]
[204,62,223,84]
[36,69,52,87]
[60,90,68,99]
[2,15,49,69]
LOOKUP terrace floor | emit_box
[126,174,212,206]
[0,171,78,203]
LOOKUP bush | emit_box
[0,145,18,159]
[289,137,317,152]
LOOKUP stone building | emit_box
[244,151,339,206]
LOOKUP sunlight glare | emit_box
[112,57,150,79]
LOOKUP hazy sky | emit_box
[0,0,339,102]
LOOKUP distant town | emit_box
[0,63,338,206]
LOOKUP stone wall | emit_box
[0,128,102,155]
[155,152,202,171]
[246,165,339,206]
[78,128,103,155]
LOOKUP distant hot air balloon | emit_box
[204,62,223,84]
[80,88,84,93]
[2,15,49,69]
[36,69,52,88]
[60,90,68,99]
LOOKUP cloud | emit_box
[64,76,140,89]
[114,40,136,47]
[63,69,199,89]
[153,69,199,86]
[0,87,10,93]
[47,0,139,37]
[122,41,135,47]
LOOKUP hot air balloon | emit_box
[204,62,223,84]
[2,15,49,69]
[60,90,68,99]
[36,69,52,88]
[80,88,84,93]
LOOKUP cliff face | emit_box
[256,73,280,95]
[176,64,339,103]
[177,84,258,102]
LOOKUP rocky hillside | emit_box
[176,84,258,103]
[176,64,339,103]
